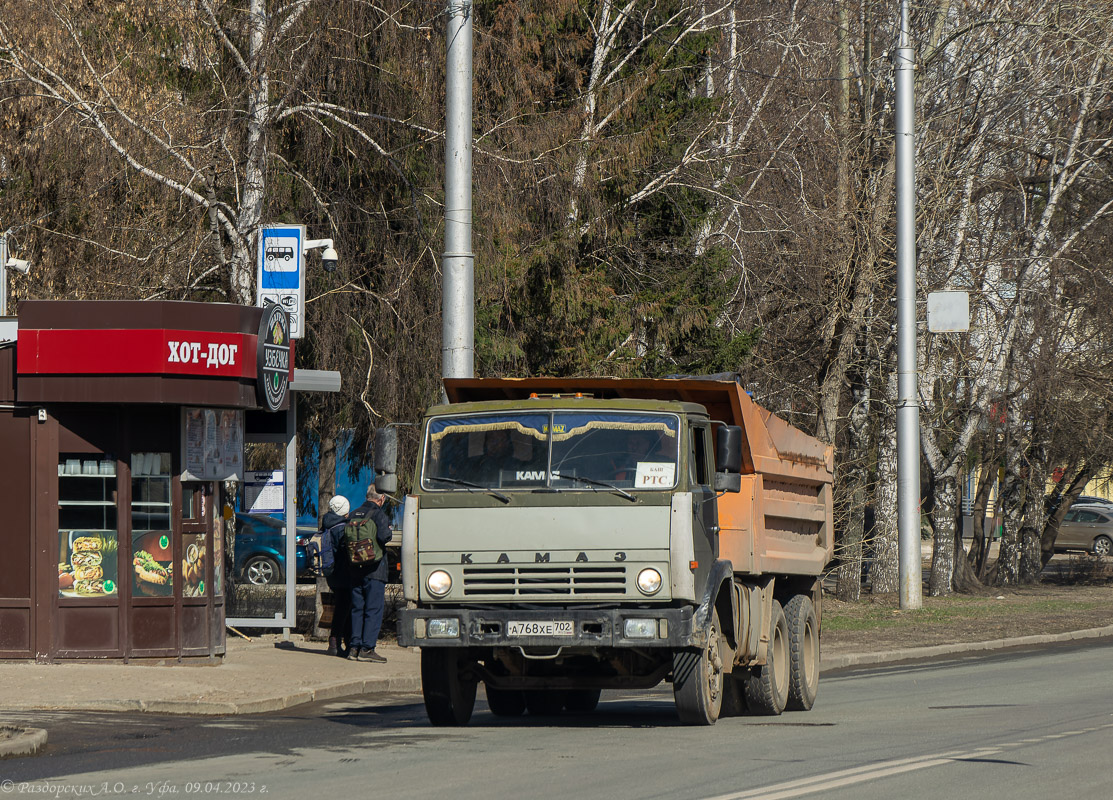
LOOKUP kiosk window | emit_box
[58,453,119,598]
[183,533,208,597]
[131,452,173,596]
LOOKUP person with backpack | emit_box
[320,495,352,657]
[346,485,393,663]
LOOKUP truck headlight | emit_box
[426,570,452,597]
[636,567,662,595]
[427,618,460,638]
[623,618,657,639]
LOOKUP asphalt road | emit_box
[3,641,1111,799]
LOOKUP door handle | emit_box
[709,525,720,536]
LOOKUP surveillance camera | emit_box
[321,246,338,272]
[6,258,30,275]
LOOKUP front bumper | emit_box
[397,606,698,649]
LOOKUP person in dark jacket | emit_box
[321,495,352,657]
[347,485,393,663]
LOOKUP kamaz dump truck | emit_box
[376,375,833,726]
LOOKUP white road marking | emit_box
[701,721,1113,800]
[700,750,976,800]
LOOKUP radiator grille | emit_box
[462,565,627,596]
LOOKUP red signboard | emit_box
[18,329,259,378]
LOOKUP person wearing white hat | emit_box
[320,495,352,656]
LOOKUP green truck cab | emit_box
[382,377,833,726]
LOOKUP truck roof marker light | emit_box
[689,560,699,571]
[529,393,539,399]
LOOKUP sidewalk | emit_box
[0,636,420,716]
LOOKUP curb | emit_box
[820,624,1113,670]
[0,677,424,717]
[0,727,47,759]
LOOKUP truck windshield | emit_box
[550,412,679,489]
[420,411,680,492]
[423,413,550,490]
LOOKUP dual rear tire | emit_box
[743,594,820,714]
[721,594,820,718]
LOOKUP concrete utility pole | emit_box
[895,0,923,609]
[442,0,475,381]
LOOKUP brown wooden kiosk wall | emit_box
[0,300,290,662]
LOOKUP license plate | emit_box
[507,620,574,637]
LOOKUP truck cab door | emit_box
[689,423,718,582]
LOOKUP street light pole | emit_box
[895,0,923,609]
[442,0,475,381]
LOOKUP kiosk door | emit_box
[127,451,177,657]
[180,481,221,656]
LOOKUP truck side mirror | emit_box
[715,425,743,474]
[374,426,399,494]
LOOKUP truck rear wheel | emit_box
[525,690,566,716]
[744,599,788,715]
[485,685,526,717]
[673,608,725,725]
[784,594,819,711]
[564,689,601,713]
[421,649,477,726]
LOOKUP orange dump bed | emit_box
[444,376,834,577]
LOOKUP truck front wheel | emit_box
[744,599,789,715]
[673,608,726,725]
[421,649,477,726]
[784,594,819,711]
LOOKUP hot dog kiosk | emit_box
[0,300,293,662]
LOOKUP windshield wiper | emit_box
[551,471,636,502]
[427,476,510,504]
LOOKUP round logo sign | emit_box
[256,302,290,412]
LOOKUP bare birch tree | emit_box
[0,0,430,303]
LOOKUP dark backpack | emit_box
[319,522,343,578]
[344,508,384,565]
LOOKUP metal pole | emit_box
[442,1,475,380]
[1,233,8,317]
[284,401,297,636]
[895,0,922,609]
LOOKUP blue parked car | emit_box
[234,513,314,585]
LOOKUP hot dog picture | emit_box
[134,549,170,585]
